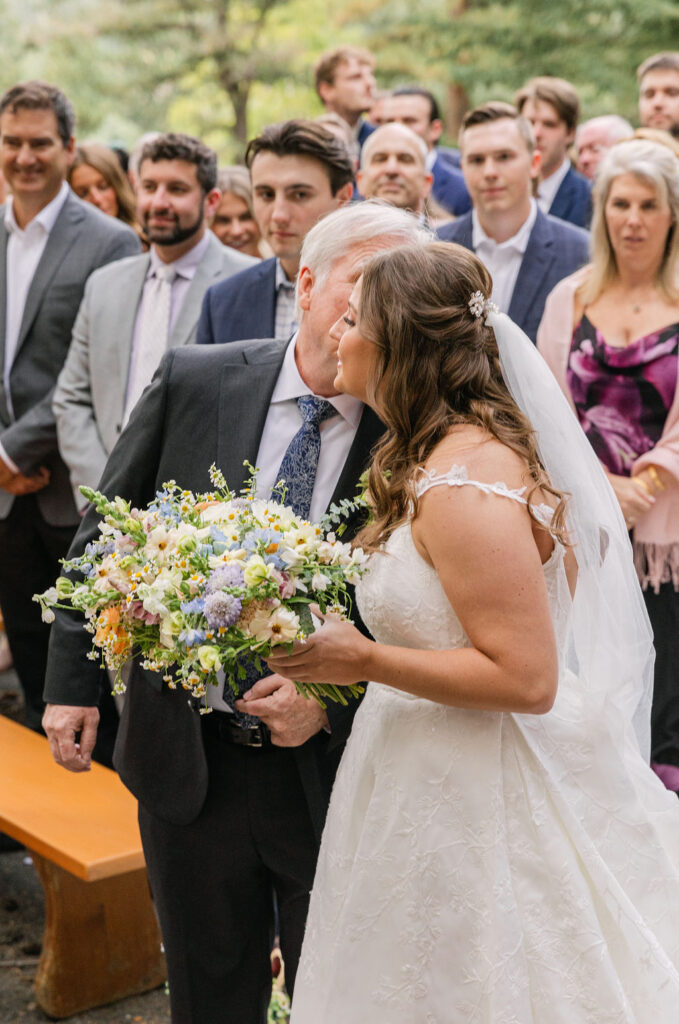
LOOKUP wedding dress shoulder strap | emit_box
[414,464,554,525]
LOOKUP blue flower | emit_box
[206,566,244,593]
[204,591,242,629]
[178,627,206,646]
[180,597,205,615]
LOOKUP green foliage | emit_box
[0,0,677,154]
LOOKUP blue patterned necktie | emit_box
[219,395,337,724]
[274,395,338,519]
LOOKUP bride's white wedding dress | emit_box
[291,468,679,1024]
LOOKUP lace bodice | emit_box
[356,465,570,662]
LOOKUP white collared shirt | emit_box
[472,199,538,314]
[125,232,211,407]
[0,181,71,471]
[3,181,71,413]
[273,259,298,340]
[537,157,571,214]
[255,333,363,523]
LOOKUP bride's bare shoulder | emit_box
[422,428,529,491]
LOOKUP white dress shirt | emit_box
[124,232,211,415]
[472,200,538,315]
[207,334,363,712]
[537,157,571,214]
[1,181,71,471]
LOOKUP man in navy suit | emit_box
[438,101,589,344]
[314,46,377,154]
[378,87,470,217]
[515,77,591,229]
[197,121,353,346]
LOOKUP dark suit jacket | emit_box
[357,118,375,150]
[197,257,277,344]
[436,146,462,169]
[44,339,383,838]
[437,208,590,344]
[0,190,141,525]
[431,154,471,216]
[549,166,592,229]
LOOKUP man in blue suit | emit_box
[515,77,591,229]
[379,87,470,217]
[314,46,377,155]
[438,101,590,344]
[197,120,353,346]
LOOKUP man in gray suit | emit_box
[54,132,255,511]
[0,81,140,733]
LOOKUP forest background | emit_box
[2,0,678,162]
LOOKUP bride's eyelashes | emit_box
[343,316,356,327]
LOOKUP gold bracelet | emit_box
[633,476,652,496]
[647,466,667,492]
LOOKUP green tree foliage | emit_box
[0,0,677,154]
[362,0,679,135]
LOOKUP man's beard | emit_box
[143,209,203,246]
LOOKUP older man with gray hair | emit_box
[575,114,633,179]
[357,122,433,218]
[43,200,430,1024]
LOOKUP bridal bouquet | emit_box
[34,465,368,711]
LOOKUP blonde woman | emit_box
[538,138,679,793]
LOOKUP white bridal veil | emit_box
[488,310,655,760]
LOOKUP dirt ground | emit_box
[0,668,171,1024]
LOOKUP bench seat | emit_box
[0,715,166,1018]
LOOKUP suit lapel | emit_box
[110,257,149,420]
[0,219,8,424]
[168,235,221,350]
[329,407,383,511]
[14,193,84,357]
[508,213,554,332]
[216,343,287,493]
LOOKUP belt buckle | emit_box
[245,725,264,748]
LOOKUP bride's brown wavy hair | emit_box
[356,242,569,551]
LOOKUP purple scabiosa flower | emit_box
[204,591,242,630]
[206,566,244,594]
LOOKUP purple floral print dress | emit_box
[567,313,679,476]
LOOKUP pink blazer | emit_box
[537,267,679,590]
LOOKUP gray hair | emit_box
[360,123,428,169]
[575,115,633,147]
[297,199,432,304]
[581,138,679,304]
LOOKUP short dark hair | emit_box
[0,81,74,146]
[139,132,218,193]
[514,77,580,134]
[461,101,536,151]
[391,87,441,124]
[637,52,679,82]
[245,119,354,196]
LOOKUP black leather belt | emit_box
[200,709,271,748]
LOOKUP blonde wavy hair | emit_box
[579,138,679,306]
[355,242,569,552]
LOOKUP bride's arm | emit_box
[264,482,559,716]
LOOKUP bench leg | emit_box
[31,853,167,1019]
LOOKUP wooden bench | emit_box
[0,715,166,1018]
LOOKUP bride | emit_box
[266,242,679,1022]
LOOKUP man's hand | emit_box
[0,455,50,495]
[43,703,100,773]
[235,674,328,747]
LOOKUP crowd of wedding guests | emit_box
[2,43,679,1017]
